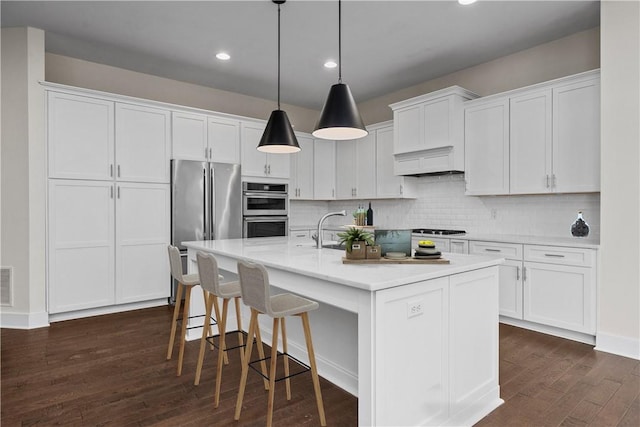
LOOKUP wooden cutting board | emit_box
[342,257,450,265]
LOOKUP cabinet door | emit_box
[171,111,208,161]
[209,116,240,164]
[376,126,405,198]
[48,92,114,180]
[394,105,422,153]
[449,240,468,254]
[464,99,510,195]
[336,140,357,199]
[423,97,451,150]
[266,152,290,179]
[115,103,171,183]
[510,90,552,194]
[499,260,523,319]
[290,134,314,199]
[48,180,115,313]
[115,182,170,303]
[240,122,267,177]
[552,78,600,193]
[523,262,595,334]
[356,132,377,199]
[313,139,336,199]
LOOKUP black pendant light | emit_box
[257,0,300,153]
[313,0,367,141]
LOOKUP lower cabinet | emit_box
[48,179,170,314]
[469,240,597,337]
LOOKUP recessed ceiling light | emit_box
[458,0,477,5]
[216,52,231,61]
[324,60,337,69]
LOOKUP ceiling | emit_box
[1,1,600,110]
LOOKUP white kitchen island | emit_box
[184,237,504,426]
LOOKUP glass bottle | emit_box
[366,202,374,226]
[570,211,590,237]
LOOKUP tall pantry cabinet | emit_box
[47,89,170,315]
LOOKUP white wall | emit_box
[292,175,601,240]
[597,0,640,359]
[0,27,48,328]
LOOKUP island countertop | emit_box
[183,237,504,292]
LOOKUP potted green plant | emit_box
[337,227,374,260]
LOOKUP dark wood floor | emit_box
[1,306,638,426]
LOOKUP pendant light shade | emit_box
[257,0,300,154]
[258,109,299,153]
[313,0,367,141]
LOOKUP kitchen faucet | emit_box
[315,210,347,249]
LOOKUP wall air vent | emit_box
[1,267,13,306]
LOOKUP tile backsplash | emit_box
[290,174,600,239]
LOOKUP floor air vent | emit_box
[1,267,12,306]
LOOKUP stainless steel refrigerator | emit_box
[170,159,242,303]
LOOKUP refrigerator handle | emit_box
[209,163,216,240]
[203,166,209,241]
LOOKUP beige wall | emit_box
[1,27,47,326]
[598,1,640,358]
[358,27,600,125]
[45,53,319,133]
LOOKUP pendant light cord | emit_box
[338,0,342,83]
[277,2,281,109]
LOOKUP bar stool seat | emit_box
[235,260,326,427]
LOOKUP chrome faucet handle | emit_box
[311,233,318,243]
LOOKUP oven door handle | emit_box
[242,192,288,198]
[244,216,288,223]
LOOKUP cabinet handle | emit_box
[110,164,114,177]
[268,164,271,175]
[546,175,550,188]
[110,186,114,199]
[516,266,520,281]
[332,189,335,198]
[400,184,403,195]
[485,248,501,252]
[117,165,121,177]
[523,267,527,281]
[552,174,557,188]
[298,188,300,197]
[544,253,565,258]
[117,186,120,199]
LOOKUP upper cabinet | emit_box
[336,133,376,200]
[115,103,171,183]
[313,139,336,200]
[48,91,171,183]
[390,87,479,176]
[464,70,600,196]
[290,134,315,199]
[171,112,240,164]
[375,123,416,198]
[48,92,115,181]
[240,121,290,180]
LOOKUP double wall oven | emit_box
[242,182,288,238]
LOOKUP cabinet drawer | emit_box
[289,229,310,240]
[469,241,523,260]
[524,245,595,267]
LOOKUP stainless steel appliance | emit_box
[412,228,466,236]
[242,182,288,238]
[170,159,242,303]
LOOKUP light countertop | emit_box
[183,237,503,292]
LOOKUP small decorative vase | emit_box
[346,241,367,260]
[570,211,590,237]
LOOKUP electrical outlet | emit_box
[407,300,424,318]
[490,208,497,220]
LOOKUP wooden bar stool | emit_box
[234,260,326,427]
[194,252,270,407]
[167,245,219,376]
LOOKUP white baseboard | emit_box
[499,316,596,345]
[48,299,168,323]
[595,332,640,360]
[0,310,49,329]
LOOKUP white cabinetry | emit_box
[115,103,171,183]
[290,134,315,199]
[390,87,478,175]
[375,123,416,198]
[48,180,170,314]
[241,122,289,179]
[172,112,240,163]
[464,70,600,195]
[47,92,114,180]
[336,133,377,199]
[313,139,336,199]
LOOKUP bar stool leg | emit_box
[210,294,229,365]
[176,284,192,376]
[266,317,280,427]
[167,282,184,360]
[214,298,230,408]
[235,309,258,421]
[202,288,213,351]
[194,292,213,385]
[280,317,291,400]
[235,297,245,365]
[254,317,270,390]
[301,312,326,426]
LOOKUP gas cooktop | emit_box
[412,228,466,235]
